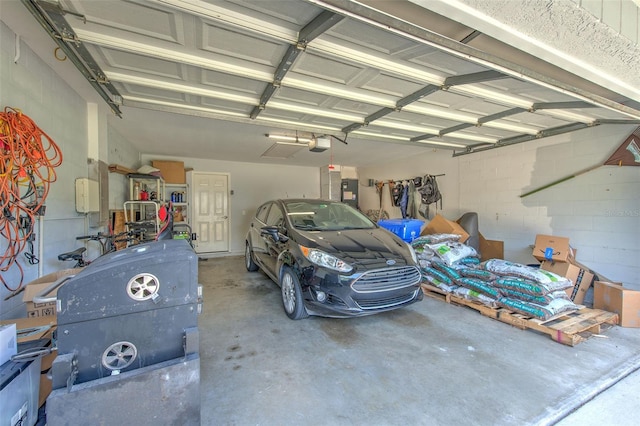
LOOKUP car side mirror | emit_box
[261,226,288,243]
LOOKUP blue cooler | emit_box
[378,219,424,242]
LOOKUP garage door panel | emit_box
[62,0,184,44]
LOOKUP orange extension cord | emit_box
[0,106,63,291]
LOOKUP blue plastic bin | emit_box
[378,219,424,242]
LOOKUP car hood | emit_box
[295,228,413,267]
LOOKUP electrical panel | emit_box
[75,178,99,213]
[341,179,358,209]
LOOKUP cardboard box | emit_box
[594,281,640,328]
[421,214,469,243]
[0,316,56,344]
[541,260,595,305]
[478,233,504,261]
[152,160,185,184]
[532,234,575,263]
[0,316,57,406]
[0,323,17,366]
[22,269,81,317]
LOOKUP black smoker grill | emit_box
[39,239,202,425]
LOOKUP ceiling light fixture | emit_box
[266,134,313,143]
[352,130,466,148]
[76,29,273,82]
[308,40,444,85]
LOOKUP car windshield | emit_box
[284,200,376,231]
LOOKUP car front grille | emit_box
[354,290,419,310]
[351,266,422,293]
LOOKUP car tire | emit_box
[245,242,258,272]
[280,266,308,320]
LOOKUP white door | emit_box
[190,172,229,253]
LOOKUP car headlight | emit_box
[406,242,418,264]
[299,245,353,273]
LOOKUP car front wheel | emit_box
[280,267,308,320]
[245,242,258,272]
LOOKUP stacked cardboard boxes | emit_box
[0,316,56,408]
[1,269,79,408]
[533,234,595,305]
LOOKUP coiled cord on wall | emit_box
[0,107,63,291]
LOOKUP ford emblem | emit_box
[386,259,396,266]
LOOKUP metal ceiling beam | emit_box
[477,108,526,124]
[460,30,482,44]
[594,119,640,125]
[453,122,592,156]
[410,133,437,142]
[531,101,597,110]
[314,0,640,120]
[538,122,589,137]
[299,10,345,42]
[21,0,122,117]
[341,85,439,133]
[439,123,474,136]
[250,11,343,120]
[364,108,395,125]
[340,70,505,137]
[443,70,506,87]
[396,85,440,108]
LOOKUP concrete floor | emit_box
[197,256,640,426]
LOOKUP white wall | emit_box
[358,125,640,288]
[141,154,321,255]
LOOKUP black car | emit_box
[245,199,423,319]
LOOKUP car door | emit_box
[249,202,272,268]
[260,203,286,278]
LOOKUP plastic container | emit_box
[378,219,424,242]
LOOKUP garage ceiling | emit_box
[17,0,640,167]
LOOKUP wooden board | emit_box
[108,164,137,175]
[111,210,127,250]
[421,284,618,346]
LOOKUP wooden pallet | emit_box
[421,284,619,346]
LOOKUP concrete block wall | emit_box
[0,21,89,318]
[357,124,639,288]
[457,124,640,288]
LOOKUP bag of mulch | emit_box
[458,256,481,266]
[499,288,570,305]
[493,277,571,296]
[481,259,571,288]
[412,241,437,258]
[424,276,458,293]
[412,233,461,246]
[453,287,499,308]
[498,297,578,321]
[431,261,462,281]
[460,268,497,282]
[430,242,479,266]
[456,277,502,299]
[421,266,454,286]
